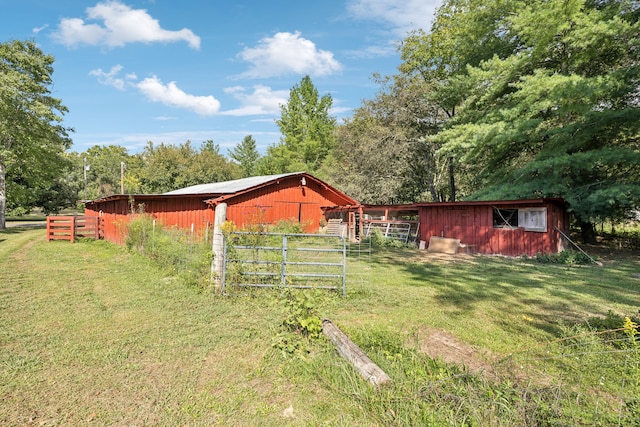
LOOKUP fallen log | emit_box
[322,318,391,387]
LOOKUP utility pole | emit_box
[83,157,88,201]
[120,162,125,194]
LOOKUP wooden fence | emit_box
[46,216,100,243]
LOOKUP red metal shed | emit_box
[84,172,359,244]
[324,198,569,257]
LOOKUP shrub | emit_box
[533,250,595,265]
[368,228,412,248]
[269,219,306,234]
[272,290,323,357]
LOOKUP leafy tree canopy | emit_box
[261,76,336,174]
[0,39,72,226]
[136,140,240,194]
[428,0,640,239]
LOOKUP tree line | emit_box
[2,0,639,241]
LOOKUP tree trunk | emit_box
[0,155,6,230]
[448,156,456,202]
[579,220,596,244]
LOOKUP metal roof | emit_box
[323,198,566,213]
[163,172,301,195]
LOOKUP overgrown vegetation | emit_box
[368,228,413,249]
[527,249,596,265]
[125,214,213,290]
[272,290,324,357]
[2,227,639,425]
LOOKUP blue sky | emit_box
[2,0,440,154]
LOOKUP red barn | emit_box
[324,198,569,257]
[84,172,358,244]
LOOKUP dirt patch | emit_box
[413,328,498,379]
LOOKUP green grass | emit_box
[1,228,639,425]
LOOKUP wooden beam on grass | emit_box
[322,319,391,387]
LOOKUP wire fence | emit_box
[487,327,640,426]
[345,324,640,426]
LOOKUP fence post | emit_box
[70,216,76,243]
[211,203,227,292]
[46,217,52,242]
[341,237,346,297]
[281,234,288,289]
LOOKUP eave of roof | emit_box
[323,198,566,212]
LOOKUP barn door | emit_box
[300,203,321,232]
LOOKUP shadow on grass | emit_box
[0,226,46,245]
[370,247,640,337]
[0,227,32,235]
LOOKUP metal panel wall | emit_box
[84,175,352,244]
[225,175,336,232]
[85,196,213,244]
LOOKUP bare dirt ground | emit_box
[413,328,499,379]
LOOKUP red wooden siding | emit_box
[418,201,567,257]
[220,176,341,232]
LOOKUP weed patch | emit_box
[125,214,213,291]
[527,249,596,265]
[272,290,324,357]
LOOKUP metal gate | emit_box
[222,232,346,295]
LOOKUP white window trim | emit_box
[518,207,547,232]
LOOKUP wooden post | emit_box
[322,319,391,387]
[70,216,76,243]
[358,205,364,240]
[211,203,227,292]
[120,161,125,194]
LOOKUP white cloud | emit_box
[32,24,49,34]
[89,65,218,116]
[237,31,342,79]
[221,85,289,116]
[344,42,398,59]
[347,0,438,35]
[52,0,200,49]
[136,75,220,116]
[89,64,136,90]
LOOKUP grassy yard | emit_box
[1,227,639,425]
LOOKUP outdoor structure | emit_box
[84,172,359,244]
[324,198,569,257]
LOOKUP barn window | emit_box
[493,207,547,232]
[493,208,518,228]
[518,208,547,232]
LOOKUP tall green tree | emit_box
[262,75,336,174]
[0,40,72,227]
[229,135,260,177]
[136,140,240,194]
[79,145,131,199]
[325,73,447,204]
[435,0,640,241]
[399,0,525,200]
